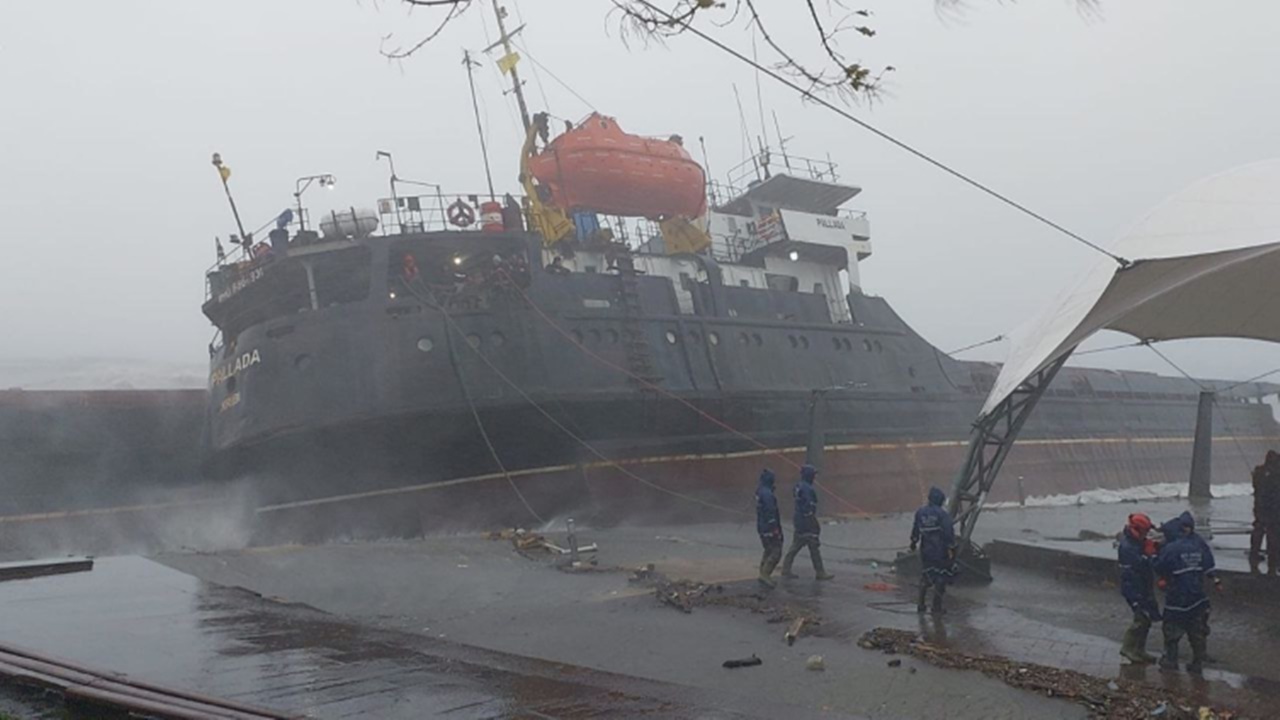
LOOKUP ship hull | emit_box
[248,419,1279,543]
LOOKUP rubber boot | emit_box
[1120,628,1153,665]
[757,572,776,589]
[1159,640,1179,671]
[916,583,928,613]
[1133,625,1158,664]
[1187,632,1208,674]
[813,550,834,581]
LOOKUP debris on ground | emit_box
[722,655,763,669]
[887,658,902,667]
[628,565,724,613]
[805,655,825,671]
[784,616,809,646]
[490,528,600,557]
[863,581,898,592]
[857,628,1239,720]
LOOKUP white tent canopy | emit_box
[982,159,1280,417]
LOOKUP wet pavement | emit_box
[0,491,1274,718]
[0,556,820,718]
[154,495,1278,718]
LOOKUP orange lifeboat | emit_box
[527,113,707,220]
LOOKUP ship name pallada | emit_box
[210,349,261,386]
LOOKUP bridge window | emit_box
[311,247,372,307]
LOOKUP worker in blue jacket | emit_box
[910,486,956,613]
[780,465,834,580]
[755,468,783,588]
[1117,513,1160,664]
[1154,511,1221,673]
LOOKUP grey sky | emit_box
[2,0,1278,387]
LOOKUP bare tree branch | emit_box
[385,0,1099,103]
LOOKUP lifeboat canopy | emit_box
[527,113,707,220]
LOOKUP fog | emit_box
[2,0,1279,386]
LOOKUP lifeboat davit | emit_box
[527,113,707,219]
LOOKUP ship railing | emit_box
[724,148,841,192]
[373,192,538,236]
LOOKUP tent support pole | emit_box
[946,353,1071,581]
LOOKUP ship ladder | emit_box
[617,268,663,387]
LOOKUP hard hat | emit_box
[1127,513,1154,535]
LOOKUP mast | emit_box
[463,49,497,201]
[488,0,532,132]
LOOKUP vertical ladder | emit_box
[617,265,662,386]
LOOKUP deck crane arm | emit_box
[519,113,574,247]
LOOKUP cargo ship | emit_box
[198,100,1280,525]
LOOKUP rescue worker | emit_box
[1117,512,1160,664]
[1249,450,1280,575]
[910,487,956,614]
[1154,511,1221,673]
[780,465,834,580]
[755,468,783,588]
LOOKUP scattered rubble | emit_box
[722,655,762,669]
[857,628,1241,720]
[784,616,809,646]
[489,528,599,557]
[805,655,825,671]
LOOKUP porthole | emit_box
[908,366,917,378]
[788,335,798,349]
[416,338,433,353]
[708,332,720,346]
[739,332,751,346]
[863,339,873,352]
[605,329,619,344]
[491,332,506,348]
[843,338,854,350]
[295,353,313,370]
[800,336,809,350]
[590,329,602,344]
[832,337,842,350]
[875,340,884,353]
[573,329,584,344]
[665,330,678,344]
[226,375,238,393]
[752,333,763,347]
[466,333,482,349]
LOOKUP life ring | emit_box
[447,200,476,228]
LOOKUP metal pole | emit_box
[464,50,497,201]
[1189,390,1214,500]
[490,0,531,131]
[805,390,826,471]
[212,154,248,246]
[377,152,404,232]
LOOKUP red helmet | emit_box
[1127,513,1153,536]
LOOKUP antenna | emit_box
[731,84,753,179]
[751,29,768,155]
[463,49,497,201]
[487,1,531,131]
[772,111,793,174]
